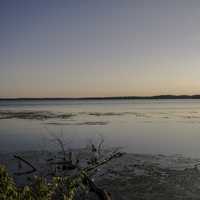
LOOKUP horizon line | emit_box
[1,94,200,100]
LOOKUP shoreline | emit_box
[1,150,200,199]
[2,95,200,101]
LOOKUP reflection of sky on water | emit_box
[1,100,200,157]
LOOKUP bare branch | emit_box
[84,152,125,172]
[14,155,37,175]
[97,136,104,156]
[55,137,66,160]
[45,128,67,160]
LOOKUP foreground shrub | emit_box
[0,165,86,200]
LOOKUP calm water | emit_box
[1,99,200,157]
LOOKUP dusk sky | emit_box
[1,0,200,98]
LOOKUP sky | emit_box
[1,0,200,98]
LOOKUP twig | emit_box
[53,136,66,161]
[14,155,37,175]
[84,152,125,172]
[45,127,67,160]
[98,137,104,156]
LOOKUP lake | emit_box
[1,99,200,157]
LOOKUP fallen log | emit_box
[84,173,112,200]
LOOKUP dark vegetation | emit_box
[0,136,124,200]
[0,110,148,121]
[0,111,75,120]
[2,145,200,199]
[1,94,200,101]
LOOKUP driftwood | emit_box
[13,134,124,200]
[83,152,124,200]
[84,174,112,200]
[13,152,124,199]
[49,160,76,170]
[85,152,124,172]
[14,155,37,175]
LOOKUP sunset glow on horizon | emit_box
[1,0,200,98]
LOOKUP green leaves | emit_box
[0,165,18,200]
[0,165,88,200]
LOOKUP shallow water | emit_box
[1,99,200,157]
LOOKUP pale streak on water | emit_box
[1,99,200,157]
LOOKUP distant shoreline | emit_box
[1,95,200,100]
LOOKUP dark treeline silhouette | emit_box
[1,95,200,101]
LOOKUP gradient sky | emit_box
[1,0,200,97]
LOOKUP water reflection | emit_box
[1,100,200,157]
